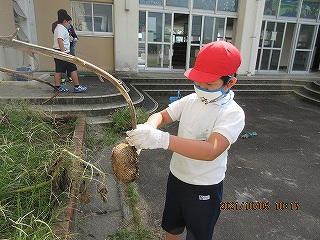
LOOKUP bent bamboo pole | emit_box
[0,29,137,129]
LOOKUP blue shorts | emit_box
[161,172,223,240]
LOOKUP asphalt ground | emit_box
[136,94,320,240]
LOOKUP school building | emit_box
[1,0,320,81]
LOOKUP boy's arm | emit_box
[151,109,230,160]
[147,110,173,128]
[168,132,229,161]
[127,127,230,161]
[70,25,78,38]
[57,38,66,52]
[52,21,57,34]
[127,109,230,161]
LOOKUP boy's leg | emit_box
[70,70,79,85]
[67,62,87,92]
[66,69,72,80]
[66,62,79,85]
[165,232,181,240]
[54,58,62,86]
[61,72,67,84]
[183,181,223,240]
[54,72,62,86]
[54,58,69,92]
[54,72,69,92]
[70,69,87,93]
[162,173,185,239]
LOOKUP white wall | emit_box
[235,0,265,76]
[0,0,17,80]
[0,0,37,81]
[114,0,139,72]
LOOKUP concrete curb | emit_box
[53,115,86,239]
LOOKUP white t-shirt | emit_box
[53,24,70,51]
[166,90,245,185]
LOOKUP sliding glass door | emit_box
[291,24,318,72]
[256,21,286,72]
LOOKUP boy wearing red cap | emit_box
[126,41,245,240]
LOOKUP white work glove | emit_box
[136,122,156,130]
[126,124,170,150]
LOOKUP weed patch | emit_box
[0,101,77,239]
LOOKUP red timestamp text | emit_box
[220,201,300,211]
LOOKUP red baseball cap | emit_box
[184,41,242,83]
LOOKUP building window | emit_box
[279,0,299,17]
[264,0,280,16]
[217,0,238,12]
[166,0,188,8]
[71,1,113,35]
[139,0,238,12]
[191,15,202,43]
[193,0,215,11]
[300,0,320,20]
[140,0,163,6]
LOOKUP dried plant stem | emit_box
[8,149,106,194]
[61,149,106,184]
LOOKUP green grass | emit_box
[85,107,150,150]
[0,103,157,239]
[0,101,77,239]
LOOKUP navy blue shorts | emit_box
[161,172,223,240]
[54,58,77,73]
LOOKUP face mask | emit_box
[194,76,232,104]
[66,25,71,30]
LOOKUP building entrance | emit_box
[256,21,290,72]
[256,20,319,74]
[138,11,189,70]
[171,13,188,69]
[138,9,236,71]
[311,27,320,71]
[291,24,319,72]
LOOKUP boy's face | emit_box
[194,77,237,92]
[62,20,70,27]
[193,77,237,104]
[194,78,224,90]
